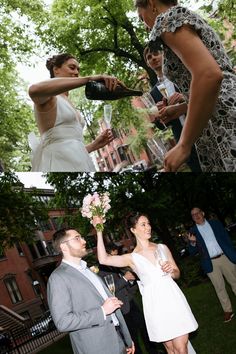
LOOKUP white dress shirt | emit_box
[197,220,223,258]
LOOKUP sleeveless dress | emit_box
[29,95,96,172]
[131,244,198,342]
[149,6,236,172]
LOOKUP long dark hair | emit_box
[134,0,177,8]
[125,212,149,238]
[46,53,76,78]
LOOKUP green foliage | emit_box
[0,0,47,170]
[45,172,236,260]
[0,173,48,252]
[199,0,236,65]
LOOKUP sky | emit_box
[16,172,53,189]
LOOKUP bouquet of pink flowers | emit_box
[81,192,111,231]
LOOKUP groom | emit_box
[47,228,135,354]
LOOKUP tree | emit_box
[45,172,236,260]
[0,0,47,170]
[0,173,48,252]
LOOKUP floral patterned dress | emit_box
[149,5,236,172]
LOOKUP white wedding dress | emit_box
[29,95,96,172]
[132,244,198,343]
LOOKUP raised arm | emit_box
[162,26,223,171]
[97,230,132,268]
[28,74,120,105]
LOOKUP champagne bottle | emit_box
[85,80,143,101]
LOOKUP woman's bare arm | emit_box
[163,245,180,279]
[29,75,120,105]
[161,26,223,170]
[97,230,132,268]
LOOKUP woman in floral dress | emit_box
[135,0,236,172]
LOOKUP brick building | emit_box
[94,96,175,172]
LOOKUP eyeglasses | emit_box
[61,235,85,244]
[191,212,202,217]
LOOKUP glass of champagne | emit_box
[104,274,116,295]
[154,247,168,276]
[140,92,168,130]
[156,81,171,130]
[104,104,112,128]
[140,92,159,116]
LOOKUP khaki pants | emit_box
[207,255,236,312]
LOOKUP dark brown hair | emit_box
[46,53,76,78]
[143,45,163,64]
[52,227,72,252]
[134,0,177,8]
[125,212,150,238]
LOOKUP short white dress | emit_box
[132,244,198,342]
[29,95,96,172]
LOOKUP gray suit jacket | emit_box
[47,262,132,354]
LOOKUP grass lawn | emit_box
[183,280,236,354]
[39,280,236,354]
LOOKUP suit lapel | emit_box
[62,262,111,299]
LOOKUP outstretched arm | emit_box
[29,74,120,105]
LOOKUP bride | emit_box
[94,212,198,354]
[28,53,119,172]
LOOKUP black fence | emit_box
[0,313,63,354]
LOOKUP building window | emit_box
[50,217,62,230]
[28,244,38,260]
[38,219,53,231]
[35,241,47,257]
[111,152,117,165]
[104,157,111,171]
[4,277,23,304]
[46,241,57,255]
[15,242,24,256]
[0,249,6,260]
[118,146,127,162]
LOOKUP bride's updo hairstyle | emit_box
[134,0,177,8]
[125,212,149,238]
[46,53,76,78]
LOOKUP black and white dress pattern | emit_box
[149,6,236,172]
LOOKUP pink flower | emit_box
[81,192,111,231]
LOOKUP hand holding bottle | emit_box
[85,80,143,101]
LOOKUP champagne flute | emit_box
[104,274,116,295]
[156,81,171,130]
[154,247,168,276]
[140,92,168,130]
[140,92,159,115]
[104,104,112,128]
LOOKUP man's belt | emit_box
[211,253,224,260]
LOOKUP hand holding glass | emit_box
[104,104,112,128]
[140,92,168,129]
[104,274,116,295]
[154,248,168,276]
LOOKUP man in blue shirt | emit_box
[188,207,236,323]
